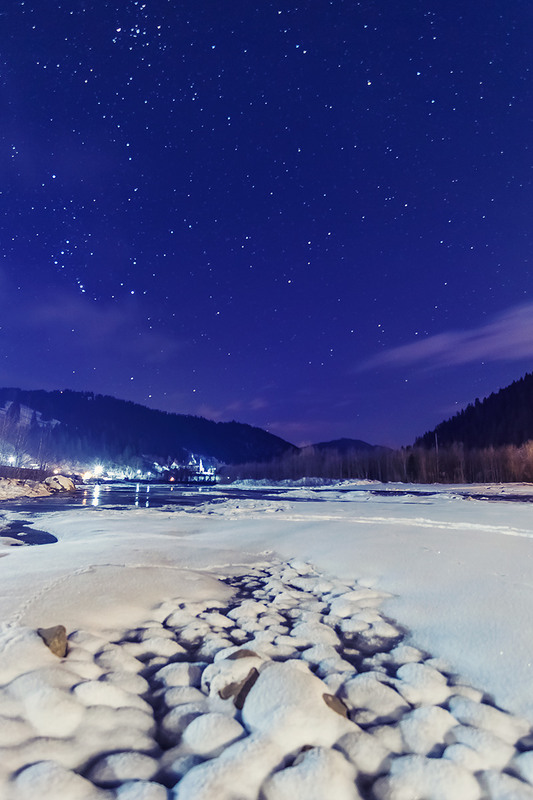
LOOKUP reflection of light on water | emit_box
[82,489,87,506]
[92,486,100,507]
[134,483,150,507]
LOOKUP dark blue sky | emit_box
[2,1,533,447]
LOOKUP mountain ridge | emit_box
[415,371,533,449]
[0,387,296,467]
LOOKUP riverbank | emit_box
[0,475,76,501]
[1,484,533,796]
[2,557,533,800]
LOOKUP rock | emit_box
[336,730,392,776]
[373,754,482,800]
[399,706,457,755]
[43,475,76,493]
[479,770,533,799]
[447,695,530,745]
[74,680,152,713]
[154,662,204,688]
[11,760,108,800]
[181,712,245,755]
[161,702,208,743]
[227,648,260,660]
[513,751,533,785]
[87,751,159,787]
[323,693,349,718]
[262,746,360,799]
[394,662,451,706]
[342,672,409,725]
[201,655,263,697]
[241,661,354,751]
[37,625,68,657]
[447,723,516,770]
[115,781,168,800]
[234,667,259,709]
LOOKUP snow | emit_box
[1,480,533,797]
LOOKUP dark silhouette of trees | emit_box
[0,387,296,468]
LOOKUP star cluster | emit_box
[1,1,532,445]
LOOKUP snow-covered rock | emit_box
[261,745,360,799]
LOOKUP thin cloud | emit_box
[357,302,533,372]
[3,289,183,365]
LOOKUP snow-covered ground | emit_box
[1,481,533,798]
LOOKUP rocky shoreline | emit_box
[0,475,76,502]
[2,558,533,799]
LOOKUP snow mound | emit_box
[87,752,159,786]
[261,746,359,799]
[373,754,482,800]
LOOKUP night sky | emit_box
[2,1,533,447]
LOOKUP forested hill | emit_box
[415,372,533,449]
[0,388,296,466]
[311,438,386,454]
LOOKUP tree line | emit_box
[416,371,533,450]
[221,441,533,484]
